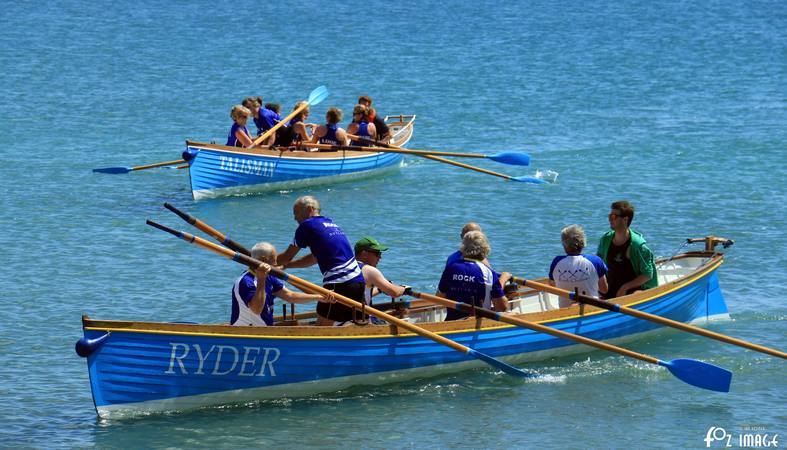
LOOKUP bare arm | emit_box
[237,129,254,148]
[310,125,326,144]
[336,128,349,145]
[598,275,608,296]
[276,244,300,266]
[367,123,377,140]
[285,253,318,269]
[274,287,324,304]
[617,274,651,297]
[364,265,406,297]
[249,266,271,315]
[492,296,508,312]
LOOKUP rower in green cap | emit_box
[354,237,410,304]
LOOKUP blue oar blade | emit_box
[467,348,537,378]
[488,152,531,166]
[93,167,131,174]
[660,358,732,392]
[510,175,549,184]
[307,85,329,106]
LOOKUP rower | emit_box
[231,242,324,326]
[353,237,410,304]
[347,104,377,146]
[226,105,254,148]
[311,107,349,148]
[548,224,608,307]
[436,231,509,321]
[357,95,391,143]
[276,196,366,326]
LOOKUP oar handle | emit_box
[131,159,186,171]
[163,203,251,255]
[409,290,659,365]
[511,276,787,360]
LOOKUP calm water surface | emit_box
[0,0,784,448]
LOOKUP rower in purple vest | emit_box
[231,242,326,326]
[226,105,254,148]
[347,104,377,146]
[437,231,509,321]
[311,107,349,149]
[358,95,392,143]
[276,196,366,326]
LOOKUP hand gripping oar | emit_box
[512,276,787,360]
[346,135,547,184]
[252,86,329,147]
[406,290,732,392]
[311,139,531,166]
[163,202,250,255]
[145,219,535,378]
[93,159,186,174]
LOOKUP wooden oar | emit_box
[406,290,732,392]
[251,86,329,147]
[145,219,536,378]
[93,159,186,174]
[311,139,531,166]
[163,202,250,255]
[512,276,787,360]
[345,135,547,184]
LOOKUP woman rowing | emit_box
[347,104,377,147]
[311,107,349,149]
[226,105,254,148]
[275,101,315,148]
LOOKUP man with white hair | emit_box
[277,196,366,325]
[437,230,509,321]
[549,224,608,306]
[231,242,325,326]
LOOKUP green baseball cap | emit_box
[354,237,389,254]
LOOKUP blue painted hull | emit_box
[79,255,728,418]
[185,143,404,200]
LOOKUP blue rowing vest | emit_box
[226,123,250,147]
[319,124,340,145]
[351,122,372,146]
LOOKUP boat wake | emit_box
[534,169,559,183]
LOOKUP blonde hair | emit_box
[230,105,251,121]
[293,101,310,120]
[460,231,491,260]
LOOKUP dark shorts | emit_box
[316,282,366,323]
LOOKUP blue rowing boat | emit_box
[183,115,415,200]
[76,244,731,418]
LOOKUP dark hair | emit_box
[611,200,635,226]
[242,96,262,109]
[265,103,280,113]
[326,107,343,124]
[357,95,372,105]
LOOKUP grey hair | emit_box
[460,230,491,260]
[561,224,586,254]
[294,195,320,213]
[250,242,276,261]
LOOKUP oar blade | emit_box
[488,152,531,166]
[467,348,537,378]
[307,85,329,106]
[660,358,732,392]
[93,167,131,174]
[510,175,549,184]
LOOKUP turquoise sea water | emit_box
[1,0,785,448]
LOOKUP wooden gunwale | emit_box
[83,252,723,339]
